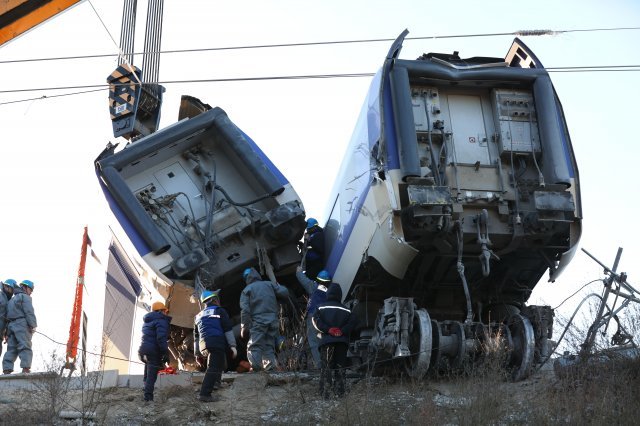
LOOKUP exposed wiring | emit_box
[553,279,603,310]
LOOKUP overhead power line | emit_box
[0,73,375,95]
[1,26,639,65]
[1,65,640,106]
[0,88,104,106]
[1,65,639,96]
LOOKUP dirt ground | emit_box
[0,365,560,425]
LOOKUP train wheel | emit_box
[505,313,535,381]
[405,309,432,379]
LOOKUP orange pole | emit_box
[65,226,88,367]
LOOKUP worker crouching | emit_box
[138,301,171,402]
[312,282,357,399]
[194,289,237,402]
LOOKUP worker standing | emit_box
[194,289,237,402]
[295,266,330,369]
[239,267,288,372]
[312,282,357,399]
[2,279,37,374]
[138,301,171,402]
[0,279,16,359]
[302,218,325,280]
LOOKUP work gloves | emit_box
[328,327,343,337]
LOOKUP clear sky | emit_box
[1,0,639,370]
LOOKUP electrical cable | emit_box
[0,72,376,95]
[36,330,146,366]
[0,88,104,105]
[2,64,638,107]
[553,279,602,310]
[1,26,638,65]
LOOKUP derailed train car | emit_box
[323,31,582,380]
[95,96,306,368]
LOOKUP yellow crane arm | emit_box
[0,0,84,46]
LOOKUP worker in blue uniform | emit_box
[194,289,237,402]
[0,279,16,360]
[240,267,288,371]
[2,279,36,374]
[302,218,325,280]
[313,282,357,399]
[295,266,330,368]
[138,301,171,402]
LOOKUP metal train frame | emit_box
[322,31,582,380]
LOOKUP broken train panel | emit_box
[324,32,581,379]
[95,97,306,367]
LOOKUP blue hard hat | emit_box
[316,270,331,283]
[200,289,220,304]
[20,279,34,290]
[242,268,252,280]
[306,218,319,230]
[3,278,17,288]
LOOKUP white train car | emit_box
[323,31,582,379]
[95,96,306,368]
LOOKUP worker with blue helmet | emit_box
[295,267,331,368]
[194,289,237,402]
[0,279,17,360]
[302,217,325,280]
[2,279,37,374]
[312,282,357,399]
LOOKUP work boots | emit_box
[198,394,219,402]
[2,370,12,375]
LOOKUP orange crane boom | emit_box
[0,0,84,46]
[65,225,89,369]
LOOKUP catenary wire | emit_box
[0,72,375,95]
[0,88,104,106]
[1,65,639,107]
[1,26,639,65]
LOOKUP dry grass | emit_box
[266,326,639,426]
